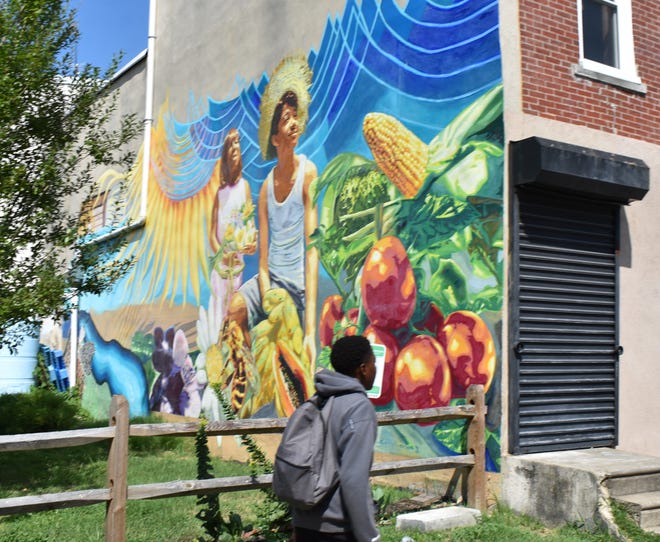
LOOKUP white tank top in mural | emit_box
[266,154,306,292]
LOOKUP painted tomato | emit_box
[363,324,399,406]
[393,335,452,411]
[319,295,344,347]
[439,310,496,395]
[361,236,416,329]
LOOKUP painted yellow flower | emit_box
[242,200,255,222]
[224,222,235,242]
[205,343,224,384]
[234,227,245,248]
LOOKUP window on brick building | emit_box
[582,0,618,67]
[576,0,644,91]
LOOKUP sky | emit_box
[72,0,150,70]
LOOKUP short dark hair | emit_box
[267,90,298,158]
[330,335,373,376]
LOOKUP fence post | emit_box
[466,384,486,511]
[106,395,129,542]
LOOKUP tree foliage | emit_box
[0,0,141,347]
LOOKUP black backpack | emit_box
[272,394,341,509]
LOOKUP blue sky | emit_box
[72,0,150,69]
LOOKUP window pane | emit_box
[79,192,108,234]
[582,0,619,68]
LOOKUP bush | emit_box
[32,349,56,391]
[0,387,91,435]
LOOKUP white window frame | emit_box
[575,0,645,92]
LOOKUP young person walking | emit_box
[293,335,381,542]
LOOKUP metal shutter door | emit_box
[511,188,618,454]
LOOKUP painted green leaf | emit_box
[468,286,502,313]
[415,254,468,315]
[439,148,490,199]
[486,430,502,471]
[427,84,503,171]
[311,222,376,296]
[312,152,372,211]
[465,198,504,283]
[395,194,478,252]
[316,346,331,370]
[432,418,468,454]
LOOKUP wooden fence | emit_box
[0,385,486,541]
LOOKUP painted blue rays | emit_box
[160,0,501,202]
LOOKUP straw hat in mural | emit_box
[258,54,313,161]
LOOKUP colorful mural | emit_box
[74,0,503,470]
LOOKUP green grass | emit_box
[2,431,659,541]
[610,500,660,542]
[379,503,626,542]
[0,434,264,542]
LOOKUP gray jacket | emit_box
[292,368,380,542]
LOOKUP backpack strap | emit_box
[309,393,329,409]
[312,389,361,408]
[311,390,362,441]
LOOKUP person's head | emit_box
[257,55,312,161]
[330,335,376,390]
[268,90,299,159]
[220,128,242,187]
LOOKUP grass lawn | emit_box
[379,504,634,542]
[1,433,659,542]
[0,435,263,541]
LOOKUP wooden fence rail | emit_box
[0,385,486,541]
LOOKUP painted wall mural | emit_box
[74,0,503,470]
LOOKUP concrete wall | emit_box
[499,0,660,457]
[502,453,603,528]
[151,0,346,118]
[60,54,147,221]
[110,54,148,134]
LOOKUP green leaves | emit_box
[312,154,398,295]
[414,255,468,316]
[395,194,478,252]
[427,84,503,173]
[311,152,373,209]
[434,140,503,200]
[210,384,291,540]
[0,0,140,345]
[432,401,501,470]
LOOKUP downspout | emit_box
[141,0,157,218]
[70,298,78,387]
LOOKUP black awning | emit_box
[511,137,649,204]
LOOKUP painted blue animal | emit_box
[78,310,149,417]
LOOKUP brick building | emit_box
[501,0,659,456]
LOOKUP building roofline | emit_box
[111,48,148,82]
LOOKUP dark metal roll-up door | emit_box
[510,187,619,454]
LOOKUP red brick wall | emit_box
[519,0,660,144]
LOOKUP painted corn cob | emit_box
[362,112,428,198]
